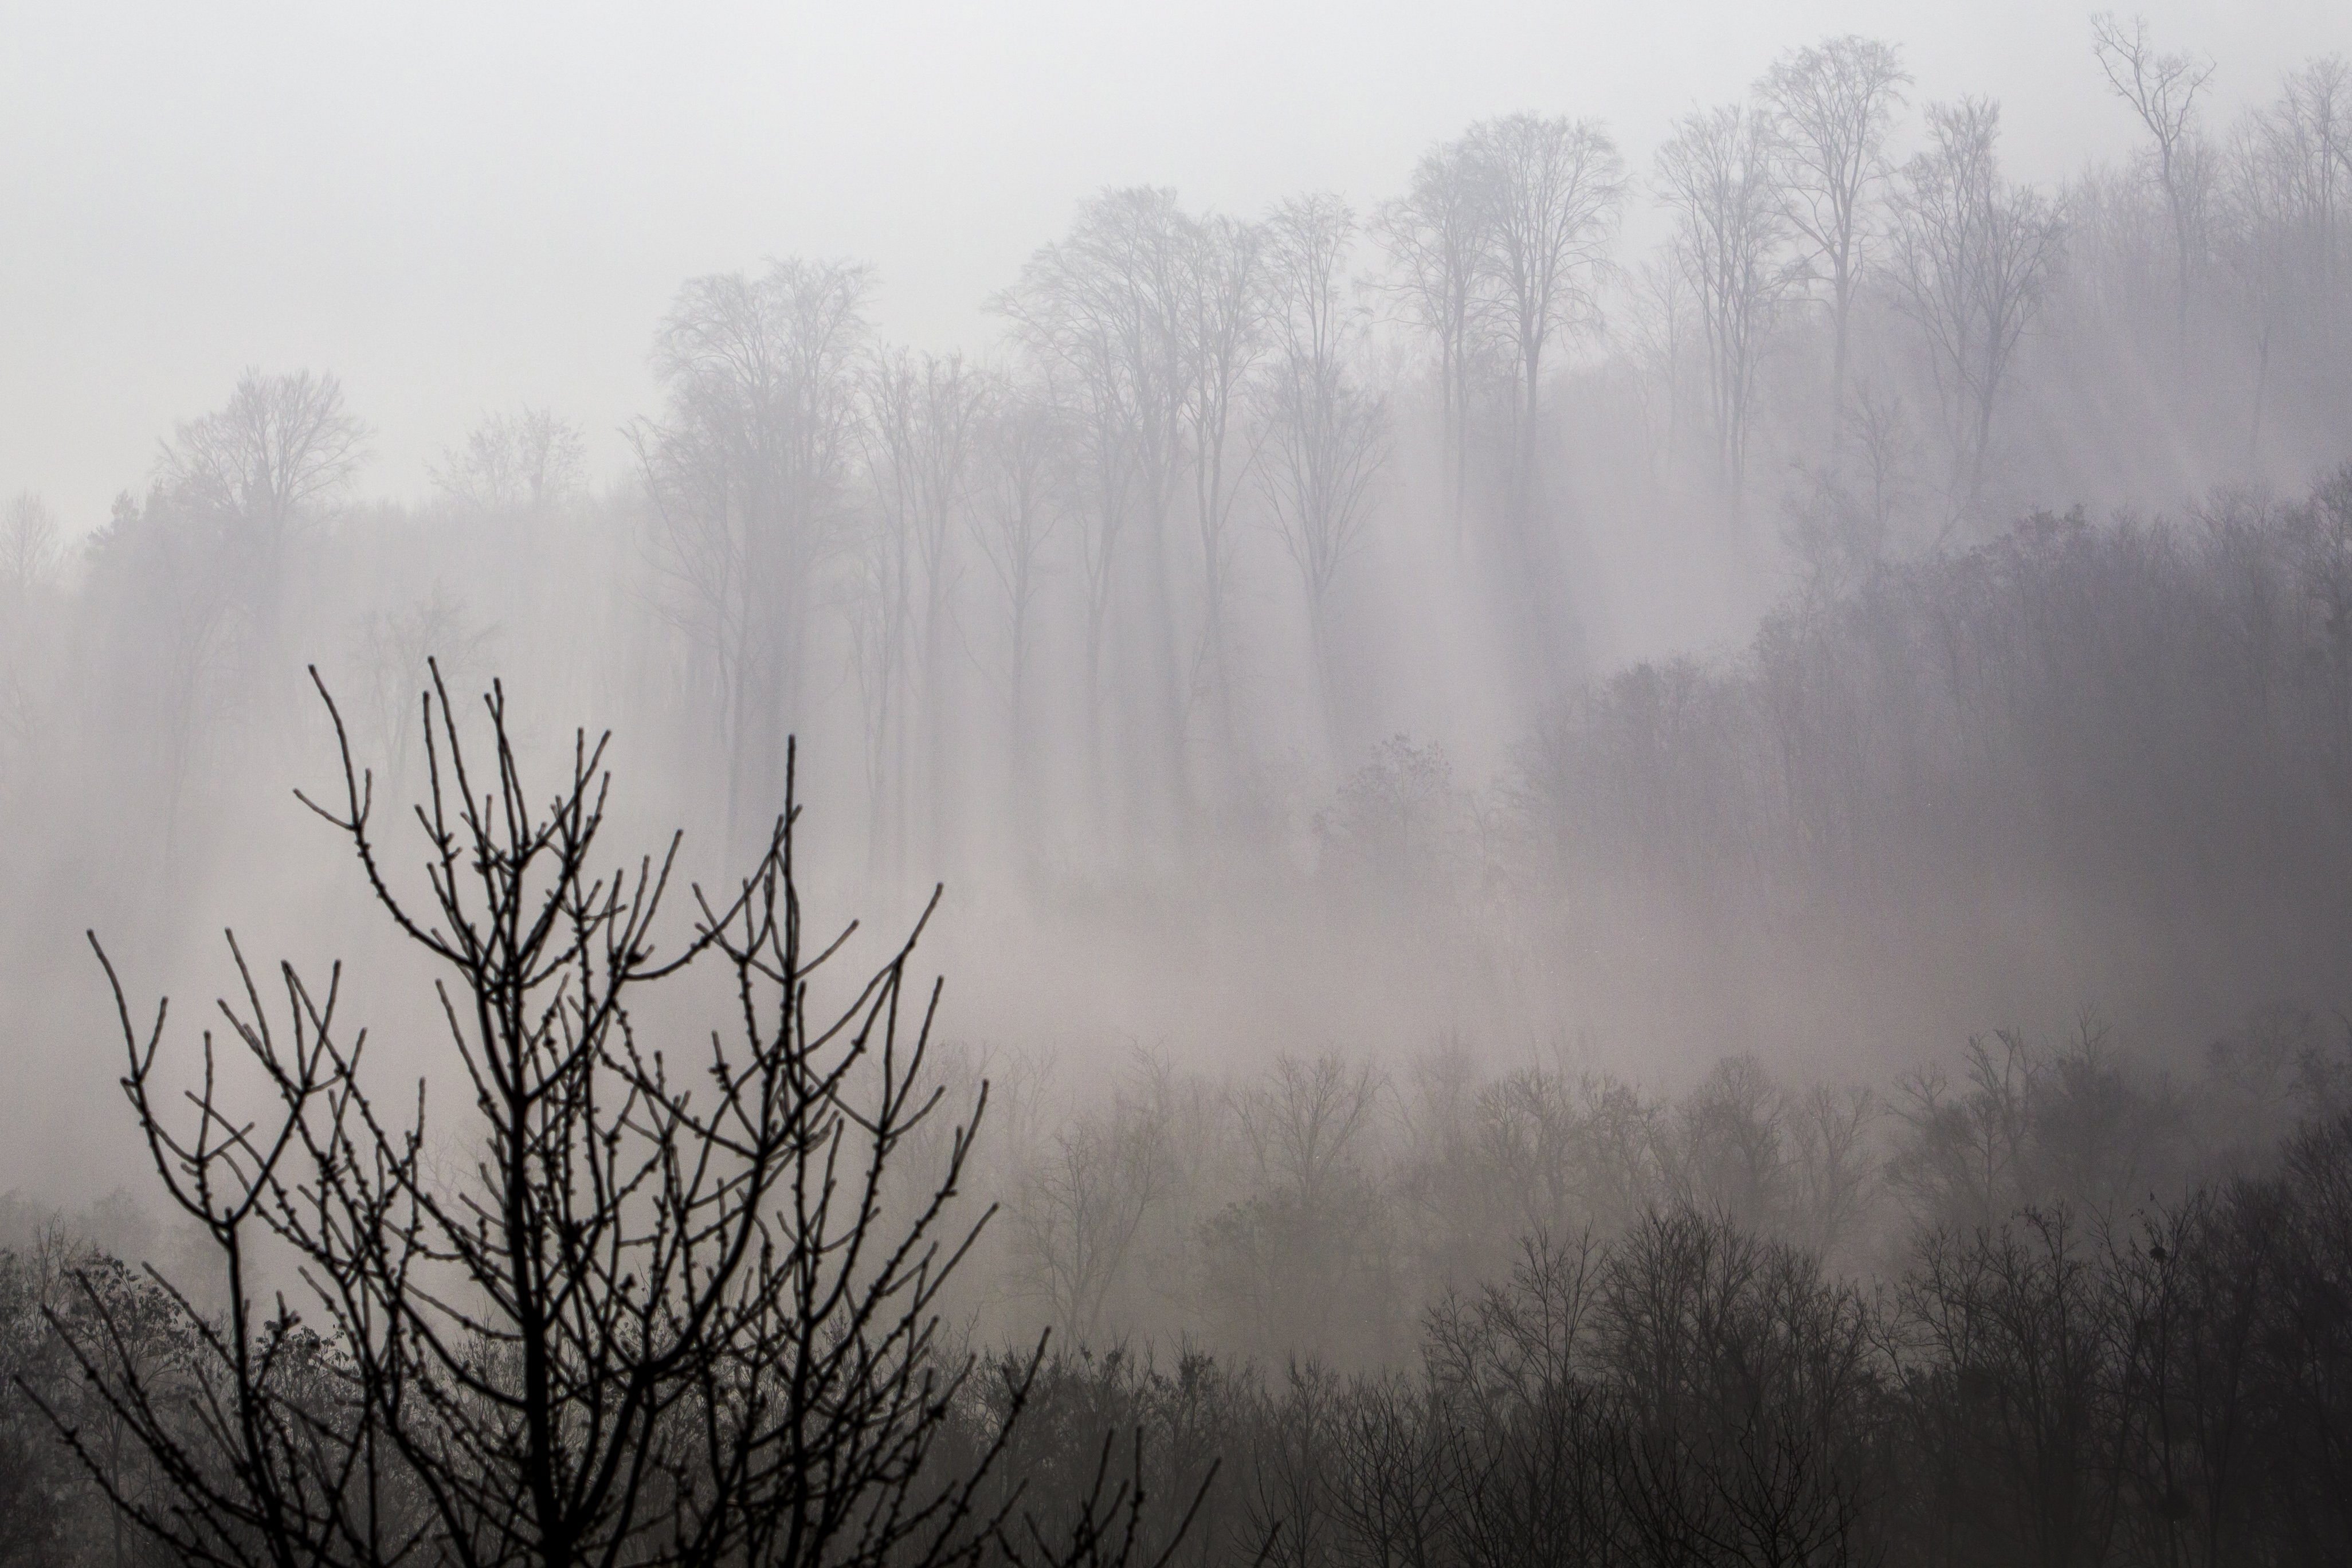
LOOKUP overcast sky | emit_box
[3,0,2345,530]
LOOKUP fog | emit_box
[7,8,2352,1563]
[5,0,2352,1170]
[5,1,2342,526]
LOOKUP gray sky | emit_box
[3,0,2344,530]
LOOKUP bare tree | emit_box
[852,352,921,881]
[1174,212,1267,766]
[156,369,369,641]
[42,667,1185,1568]
[2268,56,2351,305]
[1786,1085,1878,1265]
[971,383,1068,845]
[0,492,61,605]
[869,348,990,873]
[1655,104,1801,523]
[1327,1378,1454,1568]
[352,581,498,786]
[997,192,1207,838]
[1459,113,1622,691]
[1010,1105,1173,1347]
[158,369,369,545]
[1210,1055,1390,1357]
[1377,140,1495,542]
[1626,253,1697,483]
[2092,13,2217,351]
[1886,99,2065,534]
[1757,36,1911,465]
[1463,115,1624,516]
[1259,194,1387,754]
[1236,1055,1384,1220]
[634,258,871,850]
[0,493,63,806]
[432,409,589,517]
[2226,57,2352,465]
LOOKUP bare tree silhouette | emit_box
[36,664,1195,1568]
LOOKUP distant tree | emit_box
[0,492,61,605]
[1010,1104,1173,1347]
[1655,104,1801,522]
[868,348,989,874]
[1885,100,2065,533]
[156,368,369,641]
[432,407,588,517]
[158,369,369,545]
[1461,115,1625,518]
[1657,1055,1790,1233]
[1625,252,1698,480]
[971,383,1068,841]
[1757,36,1911,465]
[1174,211,1267,761]
[1259,194,1387,754]
[78,484,256,864]
[634,258,872,849]
[997,190,1195,836]
[2092,13,2217,351]
[351,582,498,784]
[1377,140,1495,542]
[1458,113,1623,692]
[851,352,922,883]
[1207,1055,1389,1359]
[2225,56,2352,465]
[0,493,62,802]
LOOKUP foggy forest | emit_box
[6,7,2352,1566]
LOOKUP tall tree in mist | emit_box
[853,350,922,880]
[1627,251,1698,484]
[636,258,871,850]
[1654,104,1800,524]
[1465,114,1624,510]
[870,348,989,875]
[1378,139,1494,543]
[2092,13,2217,354]
[1886,100,2065,533]
[998,190,1193,841]
[1757,36,1911,467]
[0,493,61,806]
[432,407,588,519]
[1461,113,1623,687]
[1260,195,1387,757]
[971,385,1067,853]
[2225,57,2350,464]
[1011,1105,1173,1349]
[0,493,60,610]
[2264,56,2350,306]
[157,368,369,642]
[95,372,370,865]
[1175,211,1268,765]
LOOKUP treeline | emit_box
[6,25,2352,895]
[7,1021,2349,1566]
[953,1000,2344,1362]
[18,446,2352,1148]
[1531,473,2352,909]
[970,1102,2352,1568]
[1489,468,2352,1041]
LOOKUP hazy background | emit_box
[14,14,2352,1558]
[6,0,2352,1261]
[5,1,2345,536]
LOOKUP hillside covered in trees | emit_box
[5,11,2352,1568]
